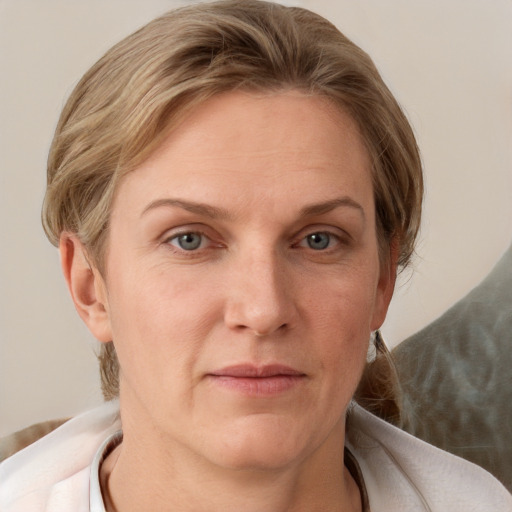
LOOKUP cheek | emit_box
[305,269,378,336]
[302,271,377,382]
[104,266,221,387]
[315,304,369,379]
[108,259,217,331]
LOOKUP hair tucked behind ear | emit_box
[98,342,119,401]
[354,331,403,426]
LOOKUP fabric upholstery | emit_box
[394,243,512,491]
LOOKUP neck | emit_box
[101,417,361,512]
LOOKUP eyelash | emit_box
[295,231,343,251]
[164,228,348,256]
[165,230,216,253]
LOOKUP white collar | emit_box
[89,431,122,512]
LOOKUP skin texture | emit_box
[61,91,396,511]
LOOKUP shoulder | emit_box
[347,402,512,511]
[0,401,120,512]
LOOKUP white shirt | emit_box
[1,400,510,511]
[89,431,122,512]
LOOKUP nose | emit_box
[223,248,297,337]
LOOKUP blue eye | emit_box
[305,232,332,250]
[169,232,204,251]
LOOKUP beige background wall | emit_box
[1,0,511,436]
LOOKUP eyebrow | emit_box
[300,197,365,221]
[141,198,232,219]
[141,196,365,221]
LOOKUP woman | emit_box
[0,1,510,510]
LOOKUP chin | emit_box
[203,414,325,471]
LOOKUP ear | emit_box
[370,238,398,331]
[59,233,112,343]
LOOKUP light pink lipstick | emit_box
[206,364,306,395]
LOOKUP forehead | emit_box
[150,91,365,165]
[112,90,373,216]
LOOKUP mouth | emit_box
[206,364,307,396]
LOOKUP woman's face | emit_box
[92,91,394,470]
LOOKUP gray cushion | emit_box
[393,243,512,491]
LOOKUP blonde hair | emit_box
[42,0,423,402]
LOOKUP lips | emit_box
[206,364,306,395]
[210,364,304,378]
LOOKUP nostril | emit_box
[253,323,288,337]
[224,281,295,336]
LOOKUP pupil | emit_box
[308,233,329,250]
[179,233,201,250]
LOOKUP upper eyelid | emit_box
[295,231,342,248]
[167,231,208,251]
[162,227,230,255]
[165,228,207,239]
[161,224,215,241]
[158,223,351,247]
[293,225,352,243]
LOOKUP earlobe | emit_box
[59,234,113,343]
